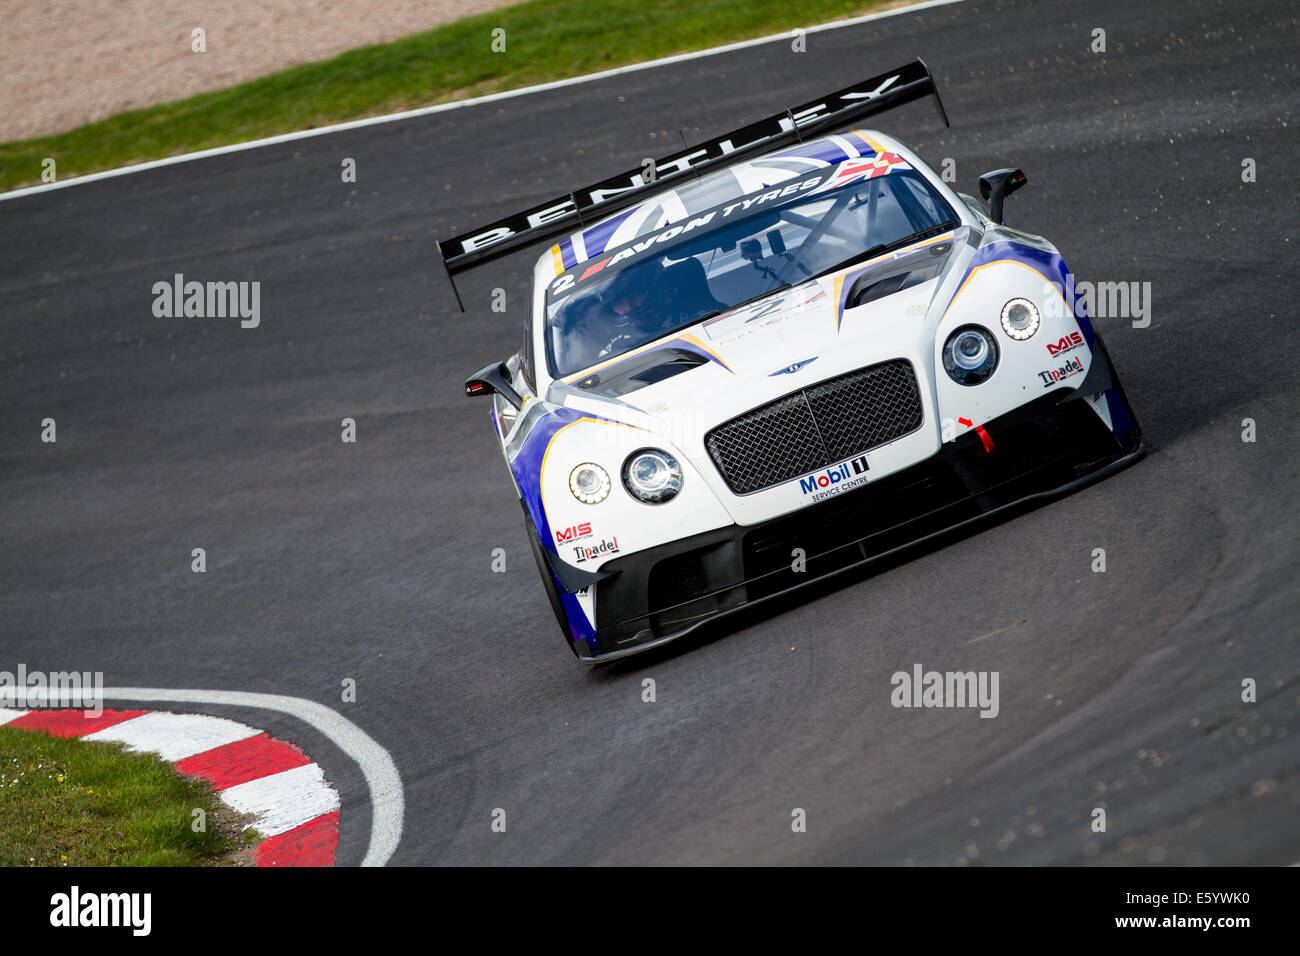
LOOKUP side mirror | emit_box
[464,361,524,409]
[977,168,1027,225]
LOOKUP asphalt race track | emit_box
[1,0,1296,865]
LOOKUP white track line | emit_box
[0,0,966,203]
[0,686,403,867]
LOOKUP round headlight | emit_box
[569,462,611,504]
[1000,297,1041,340]
[943,326,999,385]
[622,449,682,504]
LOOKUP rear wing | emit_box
[436,58,949,309]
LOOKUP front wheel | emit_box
[524,511,580,657]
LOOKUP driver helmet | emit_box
[601,258,664,331]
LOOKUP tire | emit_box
[524,511,580,657]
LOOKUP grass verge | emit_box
[0,0,898,192]
[0,726,257,866]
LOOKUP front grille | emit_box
[705,360,923,494]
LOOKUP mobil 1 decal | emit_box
[799,454,870,502]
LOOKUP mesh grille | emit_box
[705,360,923,494]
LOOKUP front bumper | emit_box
[576,387,1143,663]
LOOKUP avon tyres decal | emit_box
[547,173,828,302]
[547,153,914,303]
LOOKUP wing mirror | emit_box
[977,168,1027,225]
[464,361,524,410]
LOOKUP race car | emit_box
[440,59,1143,662]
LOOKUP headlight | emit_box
[622,449,682,504]
[1000,297,1041,340]
[943,326,999,385]
[569,463,611,504]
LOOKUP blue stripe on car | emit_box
[955,240,1138,447]
[580,207,639,258]
[508,406,634,651]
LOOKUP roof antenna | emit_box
[786,108,803,142]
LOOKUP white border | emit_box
[0,0,965,203]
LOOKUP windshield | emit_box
[543,159,956,379]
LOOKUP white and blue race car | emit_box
[441,60,1143,662]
